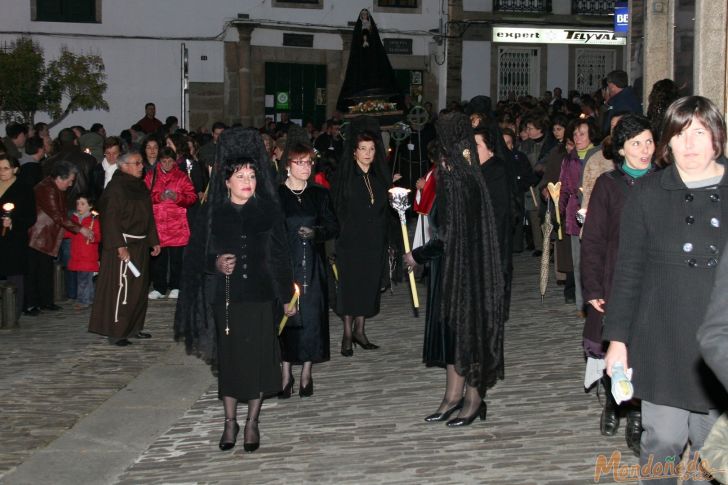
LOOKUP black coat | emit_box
[208,198,292,305]
[480,156,513,319]
[278,184,339,363]
[412,200,448,366]
[0,180,36,276]
[334,164,389,317]
[580,166,652,357]
[604,162,728,412]
[699,237,728,391]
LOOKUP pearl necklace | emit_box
[287,180,307,203]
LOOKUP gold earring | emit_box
[227,187,231,199]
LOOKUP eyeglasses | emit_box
[121,161,143,167]
[290,159,314,166]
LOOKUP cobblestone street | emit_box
[0,253,635,484]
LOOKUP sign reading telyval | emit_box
[492,27,626,46]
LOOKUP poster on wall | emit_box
[275,92,290,110]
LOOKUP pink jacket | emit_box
[144,163,197,247]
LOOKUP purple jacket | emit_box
[558,147,598,236]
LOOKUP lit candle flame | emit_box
[2,203,15,236]
[278,283,300,335]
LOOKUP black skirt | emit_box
[214,301,281,402]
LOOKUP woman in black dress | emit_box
[278,142,339,397]
[331,117,391,356]
[0,155,36,324]
[404,112,505,427]
[175,128,295,453]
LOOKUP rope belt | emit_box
[114,233,146,323]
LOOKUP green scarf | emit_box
[622,162,651,179]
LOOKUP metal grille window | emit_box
[575,49,615,95]
[497,48,539,101]
[35,0,96,22]
[494,0,552,13]
[572,0,615,15]
[378,0,418,8]
[272,0,322,9]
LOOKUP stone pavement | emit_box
[0,253,637,484]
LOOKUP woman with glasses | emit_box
[277,141,339,398]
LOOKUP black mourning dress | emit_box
[209,198,293,402]
[335,164,389,317]
[411,200,453,366]
[278,184,339,364]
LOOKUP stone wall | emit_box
[189,82,224,131]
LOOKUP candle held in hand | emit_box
[87,210,99,244]
[278,283,300,335]
[2,202,15,236]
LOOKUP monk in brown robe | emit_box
[88,150,160,346]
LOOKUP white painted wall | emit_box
[547,44,570,94]
[461,41,491,100]
[0,1,441,136]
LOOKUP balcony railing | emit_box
[572,0,615,15]
[494,0,552,13]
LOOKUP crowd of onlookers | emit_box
[3,67,728,478]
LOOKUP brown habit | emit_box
[88,170,159,339]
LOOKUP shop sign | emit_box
[384,38,413,55]
[614,3,629,35]
[492,27,626,46]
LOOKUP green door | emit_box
[265,62,327,128]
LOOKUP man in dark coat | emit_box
[88,150,160,346]
[603,70,642,134]
[42,128,97,205]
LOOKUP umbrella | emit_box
[540,199,554,302]
[546,182,563,240]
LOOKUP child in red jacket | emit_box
[65,194,101,309]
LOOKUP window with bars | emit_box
[34,0,97,22]
[571,0,615,15]
[272,0,322,8]
[378,0,418,8]
[494,0,552,13]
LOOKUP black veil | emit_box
[435,112,505,394]
[331,115,391,221]
[173,128,278,368]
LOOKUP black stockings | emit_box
[281,361,313,388]
[222,394,262,444]
[436,365,484,418]
[244,395,262,444]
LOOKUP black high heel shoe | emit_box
[341,337,353,357]
[243,418,260,453]
[278,376,294,399]
[352,334,379,350]
[219,418,239,451]
[424,399,464,422]
[446,401,487,427]
[299,379,314,397]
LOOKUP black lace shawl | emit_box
[173,128,278,368]
[436,112,505,394]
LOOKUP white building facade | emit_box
[1,0,625,135]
